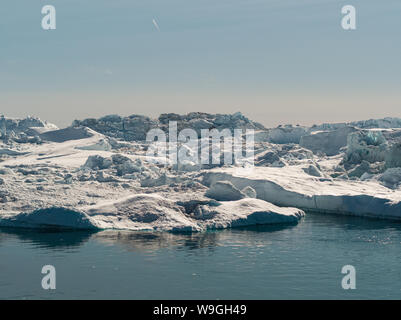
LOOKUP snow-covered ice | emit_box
[1,113,401,231]
[202,166,401,220]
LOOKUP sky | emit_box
[0,0,400,128]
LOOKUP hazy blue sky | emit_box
[1,0,400,127]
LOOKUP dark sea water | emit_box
[1,213,401,299]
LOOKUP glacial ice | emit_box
[300,127,356,156]
[205,181,246,201]
[0,195,304,232]
[0,208,97,230]
[379,168,401,189]
[202,166,401,220]
[1,113,401,231]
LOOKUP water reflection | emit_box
[305,212,401,231]
[1,214,400,253]
[2,215,401,300]
[92,230,220,252]
[0,227,95,249]
[0,223,298,252]
[229,223,298,233]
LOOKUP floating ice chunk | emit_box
[0,194,304,232]
[0,208,98,230]
[203,167,401,220]
[83,194,304,231]
[209,198,305,228]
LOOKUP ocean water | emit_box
[1,213,401,300]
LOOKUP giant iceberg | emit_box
[1,113,401,231]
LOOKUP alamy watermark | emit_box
[341,265,356,290]
[41,5,357,31]
[41,5,56,30]
[41,265,56,290]
[145,121,254,168]
[341,5,356,30]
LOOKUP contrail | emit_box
[152,18,160,31]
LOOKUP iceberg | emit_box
[202,166,401,220]
[0,194,304,232]
[1,113,401,231]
